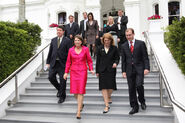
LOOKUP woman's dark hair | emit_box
[87,12,94,20]
[74,35,84,46]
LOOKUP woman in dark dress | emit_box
[85,12,99,58]
[96,33,120,113]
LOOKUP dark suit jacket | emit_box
[80,20,86,38]
[114,16,128,43]
[96,45,120,73]
[46,36,73,68]
[65,22,80,39]
[121,40,150,77]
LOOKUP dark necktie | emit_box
[130,41,134,53]
[58,38,60,48]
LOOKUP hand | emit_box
[96,35,99,39]
[90,70,95,75]
[84,39,87,44]
[144,69,149,75]
[46,64,50,69]
[70,35,73,39]
[63,73,68,80]
[117,38,120,43]
[96,73,99,77]
[112,63,117,68]
[122,72,127,78]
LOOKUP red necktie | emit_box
[130,41,134,53]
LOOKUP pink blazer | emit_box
[65,46,93,73]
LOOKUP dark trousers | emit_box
[48,61,66,98]
[127,66,145,108]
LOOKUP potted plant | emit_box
[148,15,162,32]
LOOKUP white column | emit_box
[181,0,185,17]
[159,0,168,28]
[124,0,141,39]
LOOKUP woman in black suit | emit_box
[96,33,120,113]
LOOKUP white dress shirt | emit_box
[84,19,88,31]
[118,16,121,30]
[128,39,135,48]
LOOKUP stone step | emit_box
[35,77,159,82]
[19,93,165,102]
[0,113,174,123]
[16,100,172,112]
[5,106,173,121]
[25,87,161,95]
[40,71,159,76]
[30,81,160,88]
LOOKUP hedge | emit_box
[0,21,42,83]
[164,16,185,75]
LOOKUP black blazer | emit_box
[114,16,128,39]
[96,45,120,73]
[65,22,80,39]
[103,24,118,35]
[121,40,150,76]
[46,36,73,68]
[80,20,86,38]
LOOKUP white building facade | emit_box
[0,0,184,41]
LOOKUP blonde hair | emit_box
[107,16,114,25]
[102,33,115,46]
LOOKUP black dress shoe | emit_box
[80,104,84,112]
[103,106,110,114]
[141,103,146,110]
[129,107,139,115]
[58,97,65,104]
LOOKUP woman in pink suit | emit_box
[63,35,95,119]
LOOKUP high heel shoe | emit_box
[76,116,81,119]
[103,106,110,114]
[76,112,81,119]
[80,104,84,112]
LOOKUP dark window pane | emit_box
[168,2,180,16]
[58,12,66,25]
[169,16,180,25]
[155,4,159,15]
[74,12,78,23]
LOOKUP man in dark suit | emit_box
[114,10,128,52]
[121,28,150,114]
[46,26,73,103]
[65,15,80,41]
[80,12,88,39]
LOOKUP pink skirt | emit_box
[70,70,87,94]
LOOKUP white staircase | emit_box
[0,60,175,123]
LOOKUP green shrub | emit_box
[0,21,42,82]
[164,17,185,75]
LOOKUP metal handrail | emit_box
[0,43,50,105]
[144,31,185,112]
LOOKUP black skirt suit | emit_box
[96,45,120,90]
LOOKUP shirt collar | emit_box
[58,36,63,42]
[128,39,135,45]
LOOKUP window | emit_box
[168,1,180,25]
[74,12,78,23]
[154,4,159,15]
[58,12,66,25]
